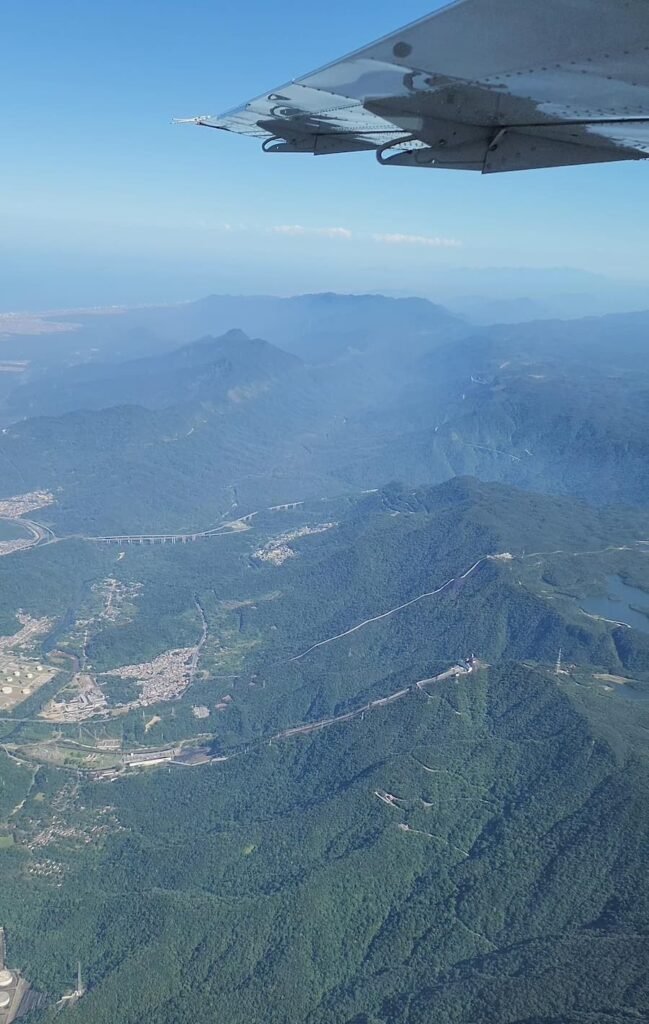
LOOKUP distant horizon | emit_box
[2,264,649,325]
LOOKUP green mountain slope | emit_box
[0,480,647,1022]
[4,662,648,1024]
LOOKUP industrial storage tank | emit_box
[0,992,10,1010]
[0,968,14,987]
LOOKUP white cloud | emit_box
[316,226,353,239]
[265,225,461,248]
[372,232,462,248]
[271,224,353,240]
[272,224,307,236]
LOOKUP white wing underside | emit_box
[182,0,649,173]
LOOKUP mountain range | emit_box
[1,296,649,532]
[0,292,648,1024]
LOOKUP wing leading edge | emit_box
[179,0,649,173]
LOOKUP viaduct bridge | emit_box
[84,502,304,546]
[94,532,212,546]
[1,501,305,551]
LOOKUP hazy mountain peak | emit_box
[3,328,303,420]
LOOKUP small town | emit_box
[253,522,336,565]
[106,646,197,705]
[41,646,199,723]
[0,491,54,519]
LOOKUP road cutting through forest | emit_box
[288,556,489,662]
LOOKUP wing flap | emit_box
[483,129,645,174]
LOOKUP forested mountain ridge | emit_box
[2,328,303,417]
[1,476,648,747]
[3,670,648,1024]
[0,477,648,1021]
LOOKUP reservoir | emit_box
[581,575,649,635]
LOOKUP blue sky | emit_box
[2,0,649,309]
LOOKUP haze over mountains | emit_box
[1,292,649,532]
[429,266,649,322]
[0,292,462,368]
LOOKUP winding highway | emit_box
[0,515,56,556]
[0,500,308,553]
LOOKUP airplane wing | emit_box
[178,0,649,173]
